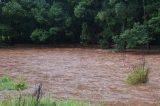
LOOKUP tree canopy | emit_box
[0,0,160,50]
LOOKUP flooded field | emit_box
[0,47,160,105]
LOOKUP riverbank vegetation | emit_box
[0,0,160,50]
[126,64,149,85]
[0,76,27,91]
[0,77,90,106]
[0,96,91,106]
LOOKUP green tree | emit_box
[113,23,150,50]
[0,0,160,48]
[2,1,24,16]
[31,29,50,43]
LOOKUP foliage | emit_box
[80,23,91,45]
[115,2,127,19]
[98,29,113,48]
[31,29,50,43]
[2,1,24,16]
[96,11,108,22]
[148,15,160,35]
[74,0,93,18]
[0,76,15,90]
[48,3,65,22]
[0,96,90,106]
[126,65,149,85]
[15,80,27,91]
[0,76,27,91]
[0,0,160,48]
[113,24,150,50]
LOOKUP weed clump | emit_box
[0,76,15,90]
[15,80,27,91]
[0,76,27,91]
[126,65,149,85]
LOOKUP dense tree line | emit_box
[0,0,160,50]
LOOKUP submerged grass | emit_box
[0,76,15,91]
[0,96,91,106]
[126,65,149,85]
[0,76,27,91]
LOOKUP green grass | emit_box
[126,65,149,85]
[0,76,89,106]
[0,96,91,106]
[15,80,27,91]
[0,76,27,91]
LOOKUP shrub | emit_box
[126,65,149,85]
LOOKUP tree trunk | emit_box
[142,0,146,21]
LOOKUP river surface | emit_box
[0,47,160,105]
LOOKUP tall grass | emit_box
[0,96,91,106]
[126,64,149,85]
[0,76,27,91]
[0,82,91,106]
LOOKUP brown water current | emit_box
[0,48,160,105]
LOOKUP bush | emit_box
[126,65,149,85]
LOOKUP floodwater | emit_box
[0,47,160,105]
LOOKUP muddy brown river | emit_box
[0,47,160,105]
